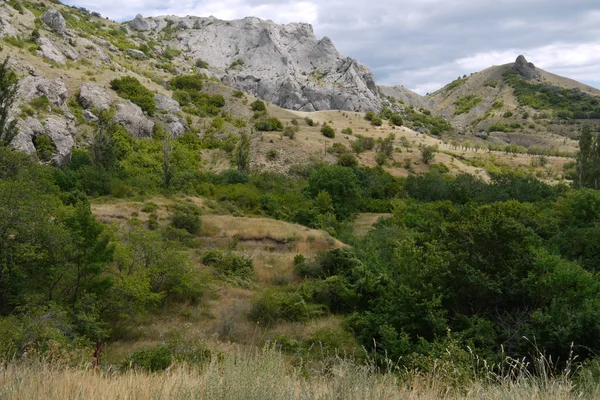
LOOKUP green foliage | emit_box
[255,116,283,132]
[195,58,209,68]
[250,286,325,324]
[304,117,315,126]
[251,99,266,112]
[504,69,600,119]
[229,59,245,69]
[320,124,335,138]
[0,57,19,146]
[443,76,467,91]
[308,165,360,219]
[338,153,358,167]
[202,250,254,282]
[121,345,172,372]
[420,145,437,164]
[403,107,452,136]
[170,74,204,92]
[33,134,56,162]
[454,95,483,115]
[110,76,156,116]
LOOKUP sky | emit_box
[64,0,600,95]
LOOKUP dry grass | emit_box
[353,213,392,237]
[1,346,595,400]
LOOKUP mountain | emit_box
[127,14,381,112]
[426,56,600,143]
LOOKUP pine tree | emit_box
[0,57,19,147]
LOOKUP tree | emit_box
[236,131,251,173]
[577,125,594,188]
[162,130,173,188]
[420,145,437,164]
[0,57,19,147]
[308,165,360,219]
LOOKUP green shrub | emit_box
[33,134,56,162]
[121,345,172,372]
[255,117,283,132]
[503,111,514,118]
[338,153,358,167]
[202,249,254,281]
[170,74,204,92]
[110,76,156,116]
[304,117,314,126]
[320,124,335,138]
[341,127,353,135]
[454,95,483,115]
[251,99,266,112]
[390,114,404,126]
[283,125,299,139]
[370,116,383,126]
[141,202,159,213]
[232,90,244,98]
[250,287,324,324]
[171,213,201,235]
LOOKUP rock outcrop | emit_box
[37,36,67,65]
[41,8,66,34]
[130,14,151,31]
[114,101,155,138]
[514,55,540,80]
[78,83,112,111]
[142,15,381,112]
[18,76,68,107]
[13,117,75,165]
[378,85,434,110]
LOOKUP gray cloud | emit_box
[64,0,600,94]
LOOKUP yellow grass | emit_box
[1,345,593,400]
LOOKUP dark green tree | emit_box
[0,57,19,147]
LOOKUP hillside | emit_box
[426,55,599,152]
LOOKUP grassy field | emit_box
[1,346,596,400]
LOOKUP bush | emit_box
[338,153,358,167]
[283,125,299,139]
[420,145,437,164]
[341,127,353,135]
[171,212,201,235]
[304,117,315,126]
[255,117,283,132]
[121,345,172,372]
[320,124,335,138]
[250,99,266,112]
[195,59,209,69]
[33,134,56,162]
[202,249,254,281]
[110,76,156,116]
[266,149,279,160]
[250,287,324,324]
[375,152,387,166]
[370,116,383,126]
[170,74,204,92]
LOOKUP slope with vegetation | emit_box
[1,1,600,399]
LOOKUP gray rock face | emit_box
[130,14,151,31]
[515,55,539,80]
[155,94,181,113]
[126,49,147,60]
[79,83,112,111]
[378,85,434,110]
[41,8,66,34]
[114,101,155,138]
[83,109,98,122]
[144,15,381,112]
[18,76,67,107]
[12,117,74,165]
[37,36,66,65]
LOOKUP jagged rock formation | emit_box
[514,55,540,80]
[132,15,381,112]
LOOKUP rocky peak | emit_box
[514,55,539,80]
[139,14,381,112]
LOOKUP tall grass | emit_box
[0,345,597,399]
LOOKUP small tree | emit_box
[321,124,335,138]
[236,131,251,173]
[0,57,19,147]
[250,99,266,112]
[421,145,438,165]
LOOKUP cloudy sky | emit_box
[64,0,600,94]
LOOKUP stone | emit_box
[41,8,66,34]
[130,14,150,31]
[37,36,66,65]
[17,76,68,107]
[126,49,147,60]
[378,85,434,110]
[114,100,155,138]
[515,55,540,80]
[43,118,75,165]
[83,109,98,122]
[12,117,74,165]
[155,94,181,113]
[140,15,381,112]
[79,83,112,111]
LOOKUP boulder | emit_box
[155,94,181,113]
[41,8,66,34]
[130,14,150,31]
[78,83,112,111]
[37,36,66,65]
[114,100,154,138]
[44,118,75,165]
[515,55,540,80]
[12,117,74,165]
[126,49,147,60]
[18,76,67,107]
[83,109,98,122]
